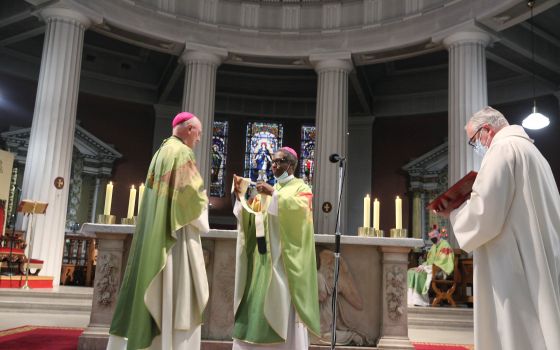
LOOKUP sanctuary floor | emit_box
[0,286,474,348]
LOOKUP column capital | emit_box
[442,30,491,49]
[309,52,353,73]
[39,7,97,28]
[180,43,228,66]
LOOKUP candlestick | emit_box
[127,185,137,219]
[103,181,113,216]
[363,194,371,228]
[395,195,402,230]
[138,183,145,213]
[373,198,380,230]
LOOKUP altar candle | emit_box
[103,181,113,215]
[138,183,145,213]
[373,198,380,230]
[127,185,137,219]
[395,195,402,230]
[363,194,371,228]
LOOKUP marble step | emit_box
[0,286,93,314]
[408,306,473,330]
[201,341,376,350]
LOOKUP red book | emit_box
[426,171,478,212]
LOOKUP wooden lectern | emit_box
[18,200,48,289]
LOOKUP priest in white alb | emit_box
[434,106,560,350]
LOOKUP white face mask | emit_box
[473,138,488,157]
[274,171,289,182]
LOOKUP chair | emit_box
[457,257,474,305]
[430,248,462,307]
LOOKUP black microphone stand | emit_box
[2,186,21,277]
[330,156,346,350]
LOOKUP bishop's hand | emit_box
[256,181,274,196]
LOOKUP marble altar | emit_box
[77,224,422,350]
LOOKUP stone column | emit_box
[348,116,375,235]
[310,53,353,235]
[180,45,227,190]
[19,7,91,285]
[443,30,490,246]
[411,191,422,239]
[90,177,101,223]
[444,31,490,184]
[377,246,414,350]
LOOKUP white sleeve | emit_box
[233,197,243,220]
[267,191,279,216]
[450,142,515,252]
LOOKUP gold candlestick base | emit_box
[390,228,408,238]
[97,214,116,224]
[358,227,384,237]
[120,217,137,225]
[358,227,370,237]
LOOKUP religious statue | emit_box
[252,142,273,184]
[314,247,374,346]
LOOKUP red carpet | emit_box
[414,342,473,350]
[0,326,83,350]
[0,326,473,350]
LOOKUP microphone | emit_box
[329,153,346,163]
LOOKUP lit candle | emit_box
[138,183,145,213]
[127,185,137,219]
[373,198,380,230]
[363,194,371,228]
[103,181,113,215]
[395,195,402,230]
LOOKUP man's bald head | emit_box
[173,116,202,149]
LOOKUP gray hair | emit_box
[468,106,509,131]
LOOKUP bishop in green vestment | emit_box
[232,147,320,350]
[407,226,454,306]
[107,112,209,350]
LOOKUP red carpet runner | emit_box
[0,326,83,350]
[0,326,473,350]
[413,342,473,350]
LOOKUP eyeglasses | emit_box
[468,127,484,148]
[271,158,288,165]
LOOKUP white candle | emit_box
[395,195,402,230]
[373,198,380,230]
[103,181,113,215]
[363,194,371,228]
[138,183,145,213]
[127,185,137,219]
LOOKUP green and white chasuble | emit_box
[108,137,209,350]
[232,176,320,347]
[407,239,454,306]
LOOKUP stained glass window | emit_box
[244,122,283,185]
[210,121,228,197]
[300,125,316,186]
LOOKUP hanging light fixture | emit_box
[522,0,550,130]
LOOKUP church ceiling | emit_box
[0,0,559,122]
